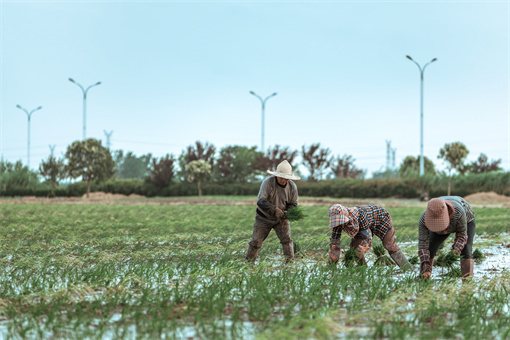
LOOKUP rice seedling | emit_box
[342,247,358,267]
[472,248,484,260]
[285,206,306,222]
[435,252,461,268]
[0,199,508,339]
[372,242,394,267]
[409,255,419,265]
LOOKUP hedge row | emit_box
[1,172,509,199]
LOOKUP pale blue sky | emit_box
[1,0,508,177]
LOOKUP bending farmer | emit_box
[418,196,476,279]
[245,160,300,263]
[328,204,411,269]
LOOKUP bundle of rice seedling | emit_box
[444,267,462,278]
[435,252,461,268]
[373,242,394,266]
[472,248,484,260]
[343,247,358,267]
[285,206,306,222]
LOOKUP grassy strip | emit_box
[0,203,508,338]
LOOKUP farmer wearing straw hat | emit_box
[418,196,476,279]
[328,204,411,269]
[245,160,300,263]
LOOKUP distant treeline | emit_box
[0,139,506,198]
[2,172,509,199]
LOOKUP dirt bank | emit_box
[464,191,510,204]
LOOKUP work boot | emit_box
[390,250,412,271]
[461,259,474,281]
[328,238,341,264]
[245,245,259,263]
[282,242,295,263]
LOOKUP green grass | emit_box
[0,201,509,338]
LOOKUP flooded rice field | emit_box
[0,201,508,338]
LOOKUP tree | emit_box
[398,155,436,177]
[254,145,298,172]
[0,160,39,194]
[147,154,175,188]
[178,141,216,179]
[65,138,116,198]
[114,150,152,179]
[301,143,332,181]
[470,153,502,174]
[330,154,364,179]
[438,142,469,195]
[39,148,66,196]
[186,159,212,196]
[214,145,262,183]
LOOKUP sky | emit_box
[1,0,509,178]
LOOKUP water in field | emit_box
[1,203,509,339]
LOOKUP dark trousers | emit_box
[429,219,476,259]
[248,215,292,249]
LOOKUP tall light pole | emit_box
[16,104,42,169]
[69,78,101,140]
[250,91,277,152]
[406,55,437,177]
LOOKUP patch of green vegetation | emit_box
[0,202,508,338]
[472,248,484,260]
[285,206,306,222]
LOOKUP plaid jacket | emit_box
[329,204,393,240]
[351,204,393,239]
[418,196,474,250]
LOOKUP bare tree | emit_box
[147,154,175,189]
[301,143,332,181]
[330,154,364,179]
[470,153,502,174]
[255,145,298,171]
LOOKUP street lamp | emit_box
[250,91,277,152]
[16,104,42,169]
[69,78,101,140]
[406,55,437,177]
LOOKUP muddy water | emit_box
[474,243,510,278]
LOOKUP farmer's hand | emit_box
[420,271,431,280]
[275,207,285,220]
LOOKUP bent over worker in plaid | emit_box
[328,204,411,269]
[418,196,476,280]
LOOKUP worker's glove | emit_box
[418,248,432,275]
[275,207,285,220]
[420,271,431,280]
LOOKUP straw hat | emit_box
[267,160,301,180]
[424,198,451,232]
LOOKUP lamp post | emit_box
[249,91,277,152]
[69,78,101,140]
[406,55,437,177]
[16,104,42,169]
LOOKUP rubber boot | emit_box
[245,245,259,263]
[282,242,294,263]
[390,250,412,271]
[461,259,474,281]
[328,238,341,264]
